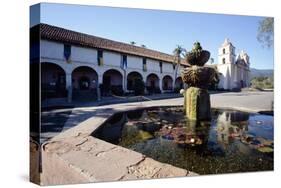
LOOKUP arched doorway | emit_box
[41,62,66,100]
[102,69,123,96]
[162,75,173,91]
[72,66,98,101]
[240,80,244,88]
[127,71,143,90]
[175,77,183,91]
[146,73,160,94]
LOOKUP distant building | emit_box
[216,38,250,90]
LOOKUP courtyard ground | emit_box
[41,91,273,142]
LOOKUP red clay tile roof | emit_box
[38,23,187,65]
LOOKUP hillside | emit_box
[250,68,273,79]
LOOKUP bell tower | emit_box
[217,38,236,90]
[218,38,236,65]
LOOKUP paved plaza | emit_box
[41,91,273,142]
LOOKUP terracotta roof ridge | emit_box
[35,23,187,65]
[39,23,174,57]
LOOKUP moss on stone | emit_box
[184,87,211,121]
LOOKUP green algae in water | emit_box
[93,107,273,175]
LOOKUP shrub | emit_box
[110,85,124,96]
[174,87,181,93]
[146,86,161,94]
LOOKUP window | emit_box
[223,48,226,54]
[159,61,163,73]
[173,64,176,70]
[64,44,71,62]
[97,50,103,66]
[222,58,226,64]
[121,54,127,69]
[143,58,147,72]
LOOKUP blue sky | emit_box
[36,3,273,69]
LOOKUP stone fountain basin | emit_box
[181,66,216,87]
[40,105,197,185]
[185,50,210,66]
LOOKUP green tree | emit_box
[257,17,274,48]
[140,44,146,48]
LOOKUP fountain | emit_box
[93,107,273,174]
[181,42,216,121]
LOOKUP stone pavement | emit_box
[210,91,273,113]
[42,93,183,109]
[41,91,273,142]
[39,91,273,185]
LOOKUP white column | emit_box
[159,77,163,93]
[66,73,72,103]
[172,78,175,91]
[97,74,103,101]
[123,71,127,93]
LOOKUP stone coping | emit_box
[41,102,197,185]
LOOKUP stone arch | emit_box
[102,69,123,96]
[175,77,183,90]
[72,66,98,90]
[41,62,66,99]
[127,71,143,90]
[71,66,99,101]
[162,75,173,90]
[146,73,160,94]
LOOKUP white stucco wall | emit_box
[71,46,97,64]
[40,40,98,68]
[218,64,232,89]
[103,51,121,67]
[146,59,160,72]
[217,62,250,90]
[41,40,64,60]
[127,55,143,70]
[162,62,174,74]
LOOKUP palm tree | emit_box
[130,41,136,45]
[173,45,186,90]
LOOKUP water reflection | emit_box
[92,107,273,175]
[93,113,126,144]
[216,111,249,147]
